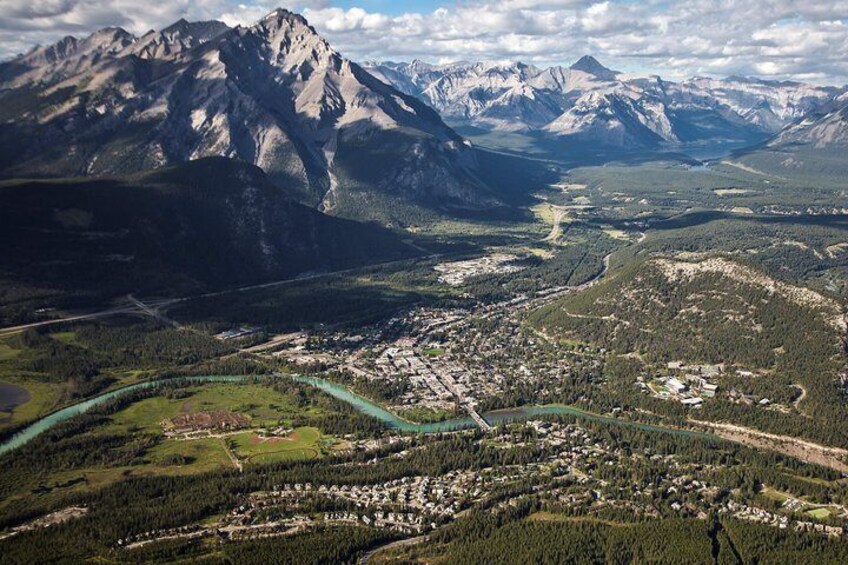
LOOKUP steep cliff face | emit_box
[0,10,495,223]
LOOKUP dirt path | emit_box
[220,438,243,472]
[691,419,848,473]
[720,160,785,180]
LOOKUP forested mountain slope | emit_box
[0,157,417,322]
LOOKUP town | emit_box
[112,419,848,552]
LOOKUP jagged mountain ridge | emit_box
[0,10,494,223]
[364,57,844,149]
[722,94,848,183]
[768,94,848,148]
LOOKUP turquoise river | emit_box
[0,374,716,456]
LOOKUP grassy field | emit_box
[0,335,66,430]
[805,507,834,519]
[760,486,790,503]
[103,383,325,435]
[0,376,62,431]
[0,380,356,516]
[423,347,445,358]
[229,426,329,465]
[49,331,78,346]
[0,437,237,513]
[146,437,234,472]
[0,340,21,361]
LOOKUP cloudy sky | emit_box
[2,0,847,84]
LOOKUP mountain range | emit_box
[364,57,847,150]
[0,9,496,224]
[2,7,848,308]
[4,8,846,208]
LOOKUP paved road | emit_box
[360,535,428,564]
[128,295,181,329]
[0,306,139,336]
[0,254,448,336]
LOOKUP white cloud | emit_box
[2,0,848,85]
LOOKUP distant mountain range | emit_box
[4,7,845,199]
[723,92,848,183]
[0,9,496,224]
[364,57,846,150]
[768,92,848,149]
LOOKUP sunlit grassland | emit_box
[101,383,326,435]
[229,426,329,465]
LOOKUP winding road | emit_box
[360,535,428,563]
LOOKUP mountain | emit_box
[0,10,495,225]
[528,256,845,374]
[768,95,848,148]
[569,55,619,81]
[0,157,418,322]
[364,57,843,150]
[721,95,848,183]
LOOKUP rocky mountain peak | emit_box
[569,55,618,80]
[160,18,229,42]
[770,98,848,148]
[257,8,318,38]
[0,9,490,224]
[249,8,338,69]
[135,19,230,60]
[0,26,135,87]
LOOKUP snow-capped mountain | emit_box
[364,57,844,149]
[0,10,494,222]
[364,58,615,133]
[768,94,848,148]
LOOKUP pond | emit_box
[0,381,30,412]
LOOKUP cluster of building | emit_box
[489,421,724,523]
[162,411,250,438]
[433,253,524,286]
[322,511,425,534]
[727,389,772,407]
[371,343,476,412]
[118,517,314,549]
[214,326,260,341]
[0,506,88,543]
[109,414,848,552]
[639,362,723,407]
[118,524,208,549]
[212,471,488,537]
[723,501,846,538]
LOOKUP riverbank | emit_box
[0,373,721,457]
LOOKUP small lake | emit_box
[0,374,717,456]
[0,381,30,412]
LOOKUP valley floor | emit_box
[2,150,848,563]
